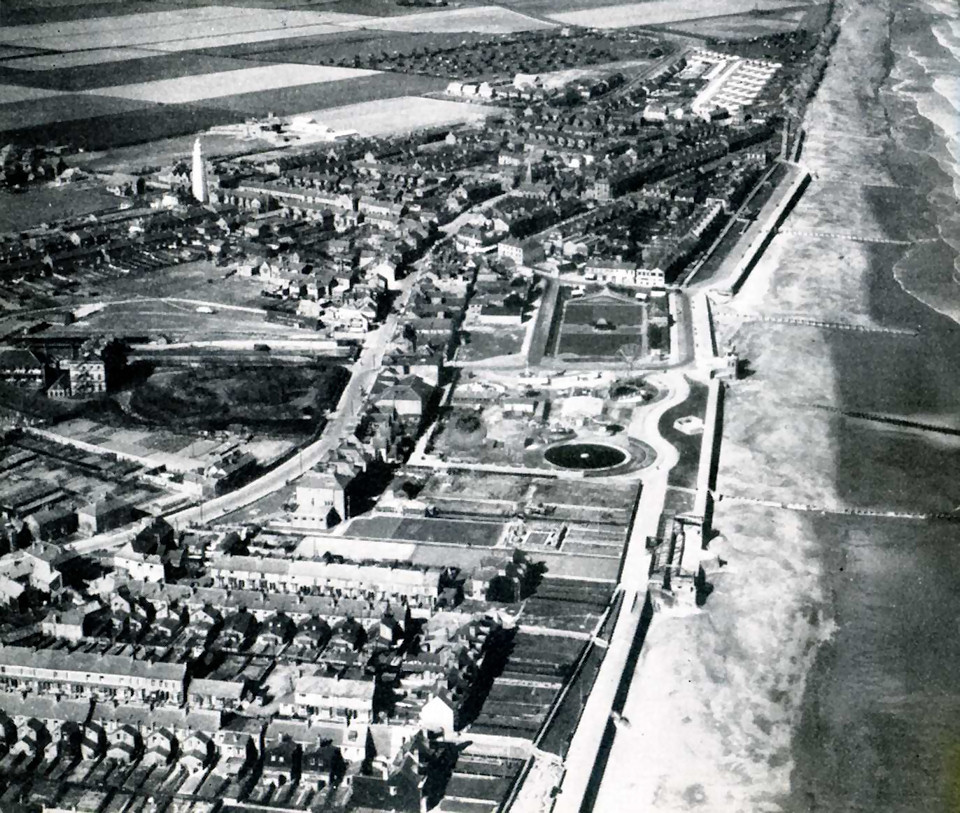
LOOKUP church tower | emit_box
[191,137,207,203]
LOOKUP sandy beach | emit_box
[591,0,960,810]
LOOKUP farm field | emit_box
[0,93,155,133]
[0,4,550,54]
[0,7,369,52]
[197,28,486,65]
[547,0,813,30]
[3,47,170,71]
[361,6,553,34]
[202,72,445,118]
[0,53,277,92]
[0,82,63,102]
[89,63,379,104]
[297,96,499,137]
[657,9,810,40]
[345,514,506,546]
[0,99,237,149]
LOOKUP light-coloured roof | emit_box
[295,675,375,702]
[187,678,244,700]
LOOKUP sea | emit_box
[788,1,960,811]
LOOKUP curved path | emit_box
[549,370,688,813]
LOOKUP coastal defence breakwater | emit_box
[718,163,812,297]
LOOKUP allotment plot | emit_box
[87,63,379,104]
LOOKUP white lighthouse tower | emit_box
[191,137,207,203]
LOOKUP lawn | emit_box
[345,514,506,546]
[553,292,652,359]
[563,300,644,328]
[657,376,708,490]
[556,331,644,358]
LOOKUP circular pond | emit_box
[544,442,628,471]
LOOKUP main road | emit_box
[65,219,466,556]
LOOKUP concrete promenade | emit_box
[550,373,686,813]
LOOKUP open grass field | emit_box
[345,514,506,546]
[77,298,290,339]
[547,0,813,30]
[0,185,122,233]
[657,9,810,40]
[89,63,379,104]
[298,96,498,136]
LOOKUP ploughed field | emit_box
[0,4,534,148]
